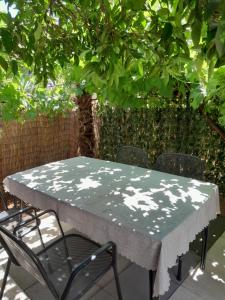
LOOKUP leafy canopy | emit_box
[0,0,225,121]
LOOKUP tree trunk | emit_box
[199,105,225,143]
[75,93,95,157]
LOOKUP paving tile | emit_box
[183,266,225,300]
[25,282,55,300]
[0,266,29,300]
[97,255,131,288]
[9,264,36,290]
[205,257,225,285]
[87,289,115,300]
[104,263,150,300]
[204,231,225,284]
[169,285,202,300]
[207,235,225,265]
[1,213,224,300]
[25,281,112,300]
[77,285,101,300]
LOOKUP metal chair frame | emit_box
[0,206,40,298]
[0,209,123,300]
[154,153,205,180]
[116,145,149,168]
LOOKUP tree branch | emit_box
[199,104,225,143]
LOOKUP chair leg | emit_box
[112,265,123,300]
[200,226,208,270]
[176,255,183,281]
[0,258,11,299]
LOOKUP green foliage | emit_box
[99,105,225,193]
[0,66,75,121]
[0,0,224,109]
[0,0,225,132]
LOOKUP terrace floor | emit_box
[0,215,225,300]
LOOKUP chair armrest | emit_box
[0,206,37,224]
[13,209,64,237]
[62,241,116,299]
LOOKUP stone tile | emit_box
[205,232,225,283]
[87,289,115,300]
[169,285,202,300]
[97,255,131,288]
[77,284,101,300]
[25,282,54,300]
[183,267,225,300]
[9,264,36,290]
[207,235,225,264]
[25,281,112,300]
[104,264,149,300]
[205,257,225,284]
[0,267,29,300]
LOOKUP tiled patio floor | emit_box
[0,215,225,300]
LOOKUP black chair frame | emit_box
[116,145,149,168]
[0,206,40,298]
[0,209,123,300]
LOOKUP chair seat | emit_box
[0,208,20,223]
[38,234,112,299]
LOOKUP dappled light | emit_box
[2,156,222,299]
[6,157,218,240]
[0,214,75,300]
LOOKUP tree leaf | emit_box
[215,22,225,58]
[11,60,18,75]
[34,23,42,42]
[162,23,173,40]
[125,0,146,11]
[138,61,144,76]
[191,20,202,47]
[0,56,8,71]
[1,29,13,53]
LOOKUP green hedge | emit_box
[99,106,225,194]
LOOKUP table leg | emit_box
[200,226,208,270]
[149,270,159,300]
[176,255,183,281]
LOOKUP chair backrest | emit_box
[116,146,149,168]
[0,226,58,297]
[154,153,205,180]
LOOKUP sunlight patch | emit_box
[76,177,101,191]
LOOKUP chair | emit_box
[0,209,123,300]
[0,205,40,298]
[154,153,207,281]
[0,191,41,240]
[154,153,205,180]
[0,190,23,222]
[116,145,149,168]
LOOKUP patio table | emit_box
[3,156,220,298]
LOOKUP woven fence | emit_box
[0,111,80,184]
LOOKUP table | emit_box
[3,156,220,298]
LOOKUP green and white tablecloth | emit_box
[3,156,220,297]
